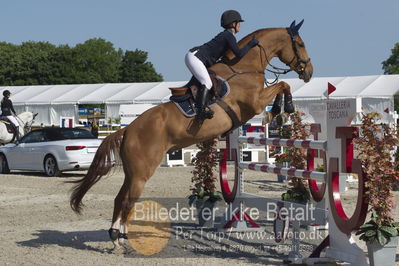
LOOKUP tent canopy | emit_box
[2,74,398,105]
[1,74,398,126]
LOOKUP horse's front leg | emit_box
[262,81,292,124]
[281,82,294,114]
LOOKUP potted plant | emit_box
[188,138,223,227]
[354,112,399,266]
[280,111,311,205]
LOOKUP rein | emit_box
[15,114,35,134]
[225,65,264,81]
[224,28,311,87]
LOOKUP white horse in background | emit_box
[0,112,37,144]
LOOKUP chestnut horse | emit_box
[70,21,313,251]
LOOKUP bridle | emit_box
[23,116,36,133]
[225,28,311,86]
[15,113,36,134]
[286,28,311,76]
[259,28,311,86]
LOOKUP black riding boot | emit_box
[15,126,20,141]
[196,86,214,120]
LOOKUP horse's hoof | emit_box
[271,105,281,116]
[118,233,128,240]
[262,111,274,125]
[284,105,295,114]
[280,113,290,124]
[108,228,120,241]
[283,93,294,114]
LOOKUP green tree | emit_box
[70,38,123,83]
[0,42,19,85]
[382,43,399,74]
[119,49,163,82]
[382,43,399,113]
[0,39,163,86]
[17,41,61,85]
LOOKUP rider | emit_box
[185,10,259,120]
[1,90,19,139]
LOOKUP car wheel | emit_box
[44,155,62,177]
[0,153,10,174]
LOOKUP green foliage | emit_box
[281,186,311,205]
[120,49,163,82]
[382,43,399,75]
[315,164,325,172]
[355,112,399,245]
[0,39,163,86]
[274,153,290,164]
[189,138,223,206]
[356,210,399,246]
[70,38,123,83]
[382,42,399,113]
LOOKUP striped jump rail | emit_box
[238,137,327,151]
[239,162,327,182]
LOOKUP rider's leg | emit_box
[6,116,19,140]
[185,51,214,119]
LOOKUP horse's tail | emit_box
[69,127,126,214]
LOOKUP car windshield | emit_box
[45,128,96,141]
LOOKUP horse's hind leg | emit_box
[109,174,130,252]
[116,140,166,253]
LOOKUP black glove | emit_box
[249,38,259,47]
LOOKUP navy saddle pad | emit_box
[169,77,230,118]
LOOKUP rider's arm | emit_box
[9,100,16,115]
[225,32,259,58]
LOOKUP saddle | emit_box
[0,117,19,142]
[0,117,15,134]
[169,70,230,118]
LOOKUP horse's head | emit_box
[278,20,313,82]
[17,112,37,132]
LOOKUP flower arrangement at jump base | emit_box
[188,138,223,207]
[274,153,290,164]
[354,112,399,264]
[279,111,311,205]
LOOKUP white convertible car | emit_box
[0,127,102,176]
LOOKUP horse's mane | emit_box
[242,27,286,45]
[223,28,283,62]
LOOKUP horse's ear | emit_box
[289,20,296,30]
[295,19,304,32]
[288,19,304,37]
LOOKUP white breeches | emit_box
[185,51,212,90]
[6,116,18,128]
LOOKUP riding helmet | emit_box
[3,90,10,97]
[221,10,244,29]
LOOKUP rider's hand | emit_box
[249,38,259,47]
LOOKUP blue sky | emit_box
[1,0,398,81]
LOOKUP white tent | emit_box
[284,75,399,124]
[0,75,397,126]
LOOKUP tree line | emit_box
[0,38,163,86]
[382,42,399,113]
